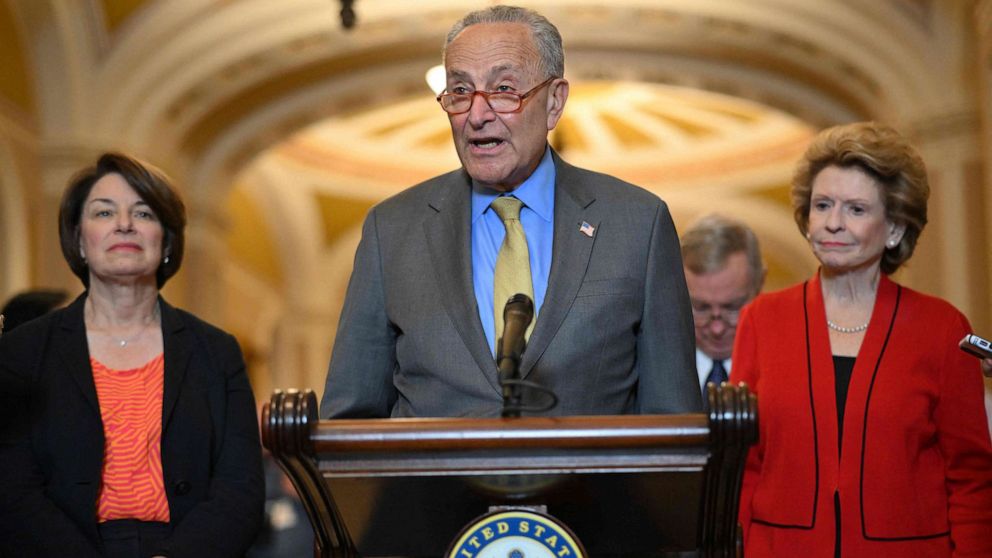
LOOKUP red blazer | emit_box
[731,273,992,558]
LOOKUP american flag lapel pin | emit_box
[579,221,595,238]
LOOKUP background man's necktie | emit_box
[703,359,728,412]
[491,196,535,350]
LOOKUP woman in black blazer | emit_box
[0,153,264,557]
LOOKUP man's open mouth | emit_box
[471,138,503,148]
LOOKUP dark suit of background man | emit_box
[680,214,765,404]
[320,5,700,418]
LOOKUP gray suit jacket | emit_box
[320,151,700,418]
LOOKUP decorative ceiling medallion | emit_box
[278,81,812,189]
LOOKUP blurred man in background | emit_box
[680,214,764,409]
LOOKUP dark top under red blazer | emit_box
[731,273,992,558]
[0,294,264,557]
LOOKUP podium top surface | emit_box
[311,414,712,452]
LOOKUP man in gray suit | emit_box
[320,5,700,418]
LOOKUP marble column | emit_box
[908,111,990,334]
[35,142,105,294]
[268,308,338,398]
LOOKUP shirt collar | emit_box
[471,146,555,223]
[696,349,731,374]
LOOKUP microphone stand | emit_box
[497,294,533,418]
[496,294,559,417]
[497,341,524,418]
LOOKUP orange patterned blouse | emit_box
[91,354,171,523]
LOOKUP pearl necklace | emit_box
[826,320,868,334]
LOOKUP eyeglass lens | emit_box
[438,77,554,115]
[692,306,741,326]
[442,92,521,114]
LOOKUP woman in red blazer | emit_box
[731,122,992,557]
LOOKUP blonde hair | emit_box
[791,121,929,274]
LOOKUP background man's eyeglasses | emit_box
[691,305,744,327]
[437,77,555,115]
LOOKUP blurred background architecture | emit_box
[1,0,991,397]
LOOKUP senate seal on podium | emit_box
[446,509,587,558]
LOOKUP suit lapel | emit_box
[52,295,194,428]
[841,275,899,459]
[520,155,597,378]
[805,273,901,469]
[848,274,899,386]
[805,275,840,467]
[423,171,501,391]
[55,295,101,416]
[160,298,194,429]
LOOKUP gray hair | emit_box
[681,213,765,293]
[443,5,565,79]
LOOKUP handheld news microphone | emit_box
[497,294,534,413]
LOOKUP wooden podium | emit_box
[262,385,756,558]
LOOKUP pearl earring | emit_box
[163,255,170,264]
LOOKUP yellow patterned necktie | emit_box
[491,196,535,349]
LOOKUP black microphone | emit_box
[497,293,534,416]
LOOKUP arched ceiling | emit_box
[99,0,145,31]
[272,80,813,196]
[228,79,816,303]
[2,0,983,318]
[9,0,956,184]
[0,1,34,115]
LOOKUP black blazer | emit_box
[0,294,264,557]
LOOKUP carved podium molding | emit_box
[263,384,756,558]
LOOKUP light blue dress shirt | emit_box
[471,147,555,356]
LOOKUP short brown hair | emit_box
[59,152,187,288]
[681,213,765,294]
[791,121,929,274]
